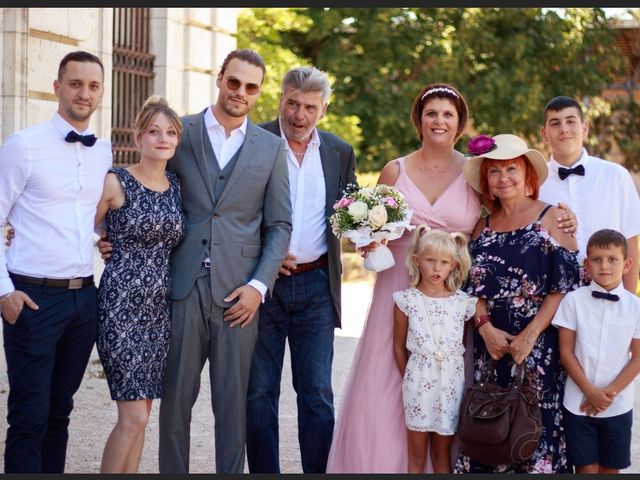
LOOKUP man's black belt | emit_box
[10,273,94,290]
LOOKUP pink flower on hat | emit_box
[467,134,497,156]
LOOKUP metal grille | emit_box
[111,8,155,166]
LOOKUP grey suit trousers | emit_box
[158,267,259,473]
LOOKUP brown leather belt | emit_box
[290,254,328,274]
[10,273,94,290]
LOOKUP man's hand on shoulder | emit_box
[223,284,261,328]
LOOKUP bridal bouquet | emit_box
[330,183,414,272]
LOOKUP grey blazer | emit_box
[260,119,357,327]
[168,111,292,307]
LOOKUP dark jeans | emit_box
[3,281,97,473]
[246,265,336,473]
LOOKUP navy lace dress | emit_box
[454,205,580,474]
[97,167,185,401]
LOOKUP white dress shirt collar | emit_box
[203,105,247,170]
[204,105,247,136]
[52,112,95,137]
[547,148,589,171]
[277,118,321,155]
[589,280,625,297]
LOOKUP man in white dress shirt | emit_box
[538,95,640,292]
[0,51,112,473]
[246,67,357,473]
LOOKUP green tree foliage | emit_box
[239,8,624,172]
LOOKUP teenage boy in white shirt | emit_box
[552,228,640,474]
[538,96,640,292]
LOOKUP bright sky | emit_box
[603,8,635,19]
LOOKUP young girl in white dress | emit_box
[392,225,477,473]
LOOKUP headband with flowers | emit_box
[466,134,497,157]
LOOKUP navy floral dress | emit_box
[97,167,185,401]
[454,205,580,474]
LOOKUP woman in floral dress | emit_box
[455,134,581,473]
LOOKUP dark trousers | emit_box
[246,265,336,473]
[3,281,97,473]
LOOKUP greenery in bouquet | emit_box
[329,183,410,237]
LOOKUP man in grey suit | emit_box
[245,66,357,473]
[158,49,292,473]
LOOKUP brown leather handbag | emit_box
[458,359,542,465]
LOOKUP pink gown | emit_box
[327,157,481,473]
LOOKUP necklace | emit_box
[289,141,309,160]
[422,292,448,363]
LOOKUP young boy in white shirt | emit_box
[552,229,640,474]
[539,96,640,293]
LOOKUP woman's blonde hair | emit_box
[405,225,471,291]
[133,95,183,146]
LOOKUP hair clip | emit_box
[421,87,460,102]
[418,225,432,236]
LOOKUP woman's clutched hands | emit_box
[478,322,515,360]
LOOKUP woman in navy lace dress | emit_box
[94,97,185,473]
[454,134,580,473]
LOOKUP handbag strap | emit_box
[480,357,527,390]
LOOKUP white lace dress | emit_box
[393,287,477,434]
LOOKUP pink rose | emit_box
[383,197,398,208]
[335,197,353,209]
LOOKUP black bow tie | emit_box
[65,130,97,147]
[558,164,585,180]
[592,290,619,302]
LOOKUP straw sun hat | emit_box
[463,134,548,193]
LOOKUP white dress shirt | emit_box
[551,282,640,417]
[539,148,640,264]
[204,105,247,170]
[0,113,113,296]
[280,121,327,264]
[203,106,266,299]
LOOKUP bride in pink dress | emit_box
[326,83,480,473]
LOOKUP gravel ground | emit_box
[0,335,358,473]
[0,263,638,473]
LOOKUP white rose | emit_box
[348,201,369,222]
[368,204,388,229]
[359,187,374,198]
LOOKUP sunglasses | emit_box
[222,76,261,96]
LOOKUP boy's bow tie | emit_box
[591,290,619,302]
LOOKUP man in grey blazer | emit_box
[158,49,292,473]
[245,66,357,473]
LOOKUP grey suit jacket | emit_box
[260,119,357,327]
[168,111,292,307]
